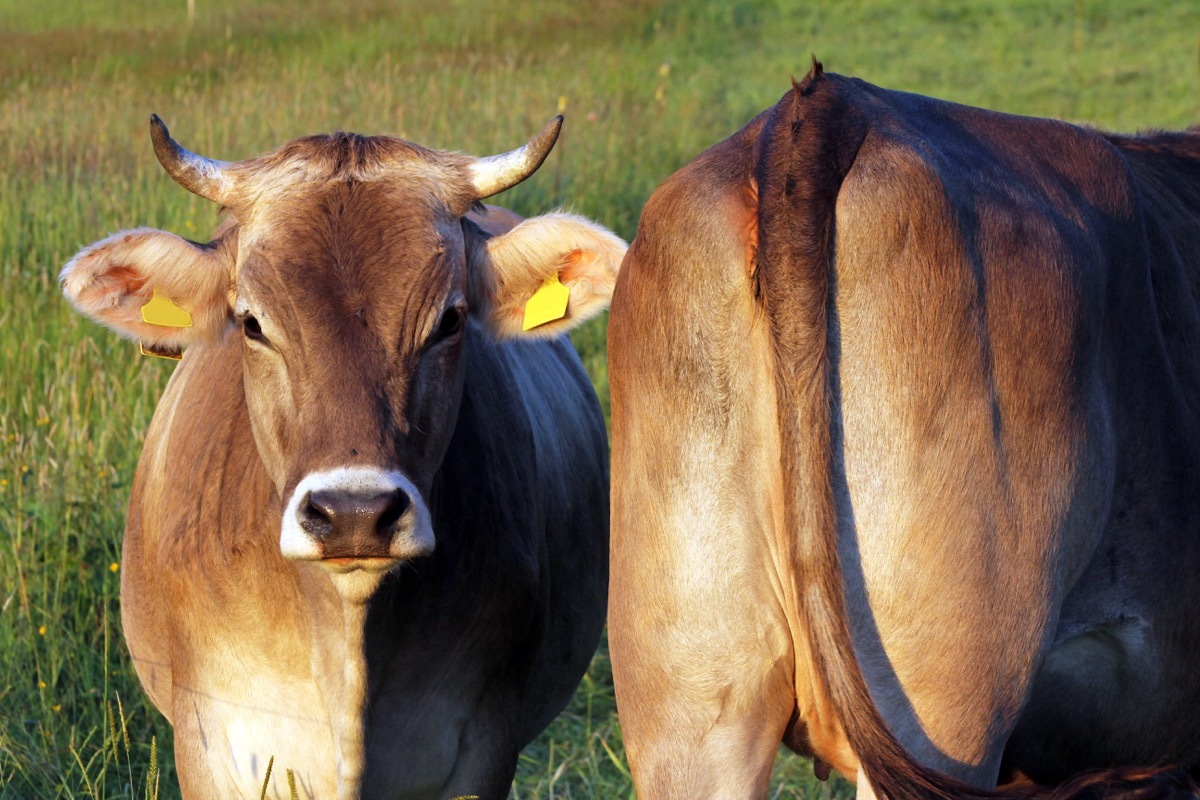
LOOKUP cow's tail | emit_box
[753,60,1198,800]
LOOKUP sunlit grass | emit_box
[2,0,1198,797]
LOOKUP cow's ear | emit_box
[469,212,626,339]
[61,227,235,349]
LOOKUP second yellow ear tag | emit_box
[522,274,570,332]
[140,290,192,328]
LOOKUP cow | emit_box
[60,115,625,799]
[607,61,1200,799]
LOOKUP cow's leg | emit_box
[833,368,1116,790]
[607,148,850,796]
[608,301,806,795]
[834,420,1097,788]
[830,296,1113,789]
[609,414,800,798]
[609,549,797,798]
[439,699,526,800]
[608,236,807,796]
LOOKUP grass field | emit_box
[2,0,1199,797]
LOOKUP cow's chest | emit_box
[170,662,343,799]
[169,638,475,799]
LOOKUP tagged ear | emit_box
[61,227,234,349]
[472,212,627,339]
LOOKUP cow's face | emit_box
[61,118,625,600]
[233,170,472,585]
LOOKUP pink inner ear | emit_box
[557,249,587,282]
[77,264,148,309]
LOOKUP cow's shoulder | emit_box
[122,332,288,713]
[434,326,604,557]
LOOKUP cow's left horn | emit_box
[149,114,234,205]
[468,116,562,200]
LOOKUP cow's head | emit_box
[62,116,624,600]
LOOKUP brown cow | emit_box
[608,62,1200,799]
[61,116,624,799]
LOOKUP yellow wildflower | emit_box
[38,625,46,636]
[109,563,119,573]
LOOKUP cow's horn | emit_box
[149,114,234,205]
[468,116,562,200]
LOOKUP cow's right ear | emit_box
[61,227,235,349]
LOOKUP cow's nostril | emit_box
[376,489,411,534]
[299,491,335,538]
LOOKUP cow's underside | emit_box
[121,327,608,800]
[608,68,1200,797]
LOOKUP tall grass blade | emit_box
[260,754,275,800]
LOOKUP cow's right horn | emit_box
[149,114,235,206]
[467,116,563,200]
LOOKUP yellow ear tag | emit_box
[521,274,570,332]
[140,290,192,328]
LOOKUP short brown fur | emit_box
[62,122,626,799]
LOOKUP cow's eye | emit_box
[430,306,464,345]
[242,314,267,343]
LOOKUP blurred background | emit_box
[1,0,1198,797]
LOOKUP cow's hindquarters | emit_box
[607,128,846,795]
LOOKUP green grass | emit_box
[2,0,1198,797]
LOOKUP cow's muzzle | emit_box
[280,468,435,566]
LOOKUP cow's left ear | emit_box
[469,212,626,339]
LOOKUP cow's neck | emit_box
[301,568,373,800]
[335,599,369,799]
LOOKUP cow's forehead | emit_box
[230,131,472,205]
[241,174,458,248]
[233,174,464,333]
[231,133,468,270]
